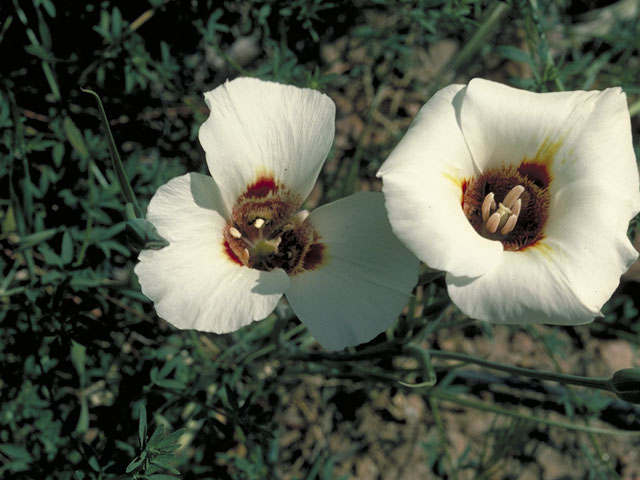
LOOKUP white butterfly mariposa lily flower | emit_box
[378,78,640,325]
[135,78,418,350]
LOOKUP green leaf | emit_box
[19,228,58,250]
[153,378,187,390]
[75,397,89,434]
[147,425,164,447]
[1,205,16,233]
[61,230,73,264]
[138,404,148,448]
[37,0,57,17]
[125,455,145,474]
[38,243,63,267]
[496,45,535,68]
[0,444,34,463]
[88,455,100,472]
[155,429,185,451]
[24,43,50,60]
[111,7,123,38]
[63,117,89,160]
[150,454,180,475]
[71,340,87,385]
[41,270,66,284]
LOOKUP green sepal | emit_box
[610,368,640,404]
[126,218,169,252]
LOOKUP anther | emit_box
[511,199,522,218]
[254,218,265,229]
[481,192,496,222]
[292,210,309,225]
[500,214,518,235]
[229,227,242,238]
[486,212,501,234]
[503,185,525,210]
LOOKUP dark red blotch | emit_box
[245,176,278,198]
[303,243,324,271]
[460,179,469,205]
[224,240,243,266]
[518,162,551,189]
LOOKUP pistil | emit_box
[223,208,321,274]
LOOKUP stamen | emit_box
[241,248,250,264]
[511,199,522,218]
[503,185,525,210]
[481,192,495,223]
[500,214,518,235]
[229,227,242,238]
[486,212,501,234]
[254,218,265,229]
[292,210,309,224]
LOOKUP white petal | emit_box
[134,173,289,333]
[199,77,335,212]
[285,192,419,350]
[559,87,640,216]
[446,247,598,325]
[543,179,638,313]
[378,84,503,277]
[459,78,602,174]
[459,79,640,215]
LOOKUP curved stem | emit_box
[428,349,613,392]
[81,88,142,218]
[432,390,639,436]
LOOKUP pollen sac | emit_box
[462,164,550,251]
[222,176,325,274]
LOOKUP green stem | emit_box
[528,325,618,478]
[290,339,402,362]
[432,390,640,436]
[431,2,510,94]
[527,0,564,90]
[428,349,613,392]
[629,98,640,117]
[429,396,459,480]
[400,344,437,388]
[81,88,142,218]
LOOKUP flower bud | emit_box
[610,368,640,404]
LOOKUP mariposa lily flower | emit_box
[135,78,418,350]
[378,78,640,325]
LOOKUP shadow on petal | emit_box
[189,172,229,217]
[251,268,290,295]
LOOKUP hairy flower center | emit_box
[462,165,550,250]
[222,177,324,274]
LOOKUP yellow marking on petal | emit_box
[525,239,553,260]
[443,171,464,190]
[524,135,566,170]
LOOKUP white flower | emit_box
[378,78,640,325]
[135,78,418,350]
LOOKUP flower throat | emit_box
[462,164,551,251]
[222,177,324,274]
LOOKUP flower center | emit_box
[222,178,324,274]
[462,165,550,250]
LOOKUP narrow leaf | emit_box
[61,230,73,265]
[63,116,89,160]
[138,404,148,448]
